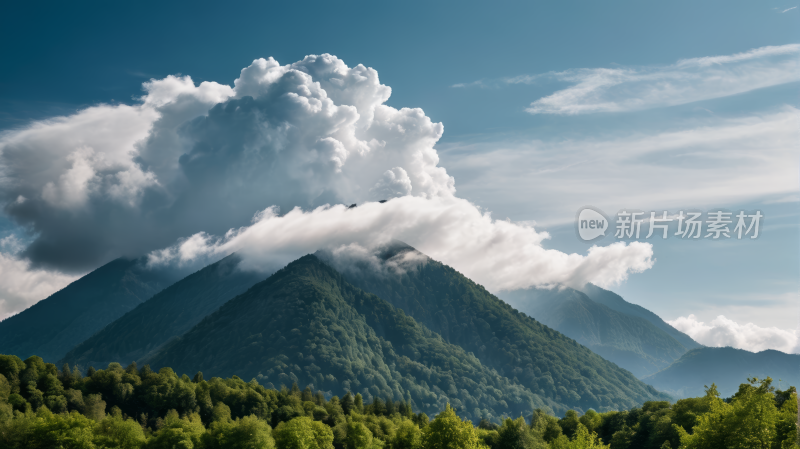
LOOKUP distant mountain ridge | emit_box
[0,258,179,362]
[643,346,800,398]
[61,254,265,370]
[580,284,702,351]
[499,286,691,378]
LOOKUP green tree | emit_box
[93,414,146,449]
[559,410,581,440]
[346,421,374,449]
[550,423,609,449]
[273,416,334,449]
[530,409,563,443]
[579,410,602,435]
[146,410,205,449]
[421,404,485,449]
[678,378,780,449]
[204,415,275,449]
[496,416,547,449]
[392,419,422,449]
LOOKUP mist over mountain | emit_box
[60,253,265,370]
[643,346,800,398]
[0,258,180,362]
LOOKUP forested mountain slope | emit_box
[317,244,669,412]
[643,346,800,398]
[500,286,688,378]
[144,255,563,420]
[0,258,178,362]
[61,254,264,370]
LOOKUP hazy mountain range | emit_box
[499,285,697,378]
[0,258,180,362]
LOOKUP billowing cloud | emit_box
[148,197,654,291]
[453,44,799,115]
[0,53,654,317]
[0,55,452,272]
[669,314,799,354]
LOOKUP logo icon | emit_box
[576,207,608,241]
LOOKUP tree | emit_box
[496,416,547,449]
[273,416,334,449]
[550,423,609,449]
[392,419,422,449]
[82,394,106,422]
[530,409,562,443]
[146,410,205,449]
[204,415,275,449]
[579,410,602,435]
[342,393,355,415]
[345,421,373,449]
[559,410,581,440]
[678,377,779,449]
[421,404,485,449]
[93,414,146,449]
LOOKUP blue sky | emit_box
[0,0,797,351]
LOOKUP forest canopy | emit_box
[0,354,796,449]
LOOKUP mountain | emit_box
[144,254,565,420]
[61,254,264,370]
[316,243,669,411]
[580,284,701,351]
[0,258,178,363]
[498,287,689,378]
[642,346,800,398]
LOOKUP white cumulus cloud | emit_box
[148,196,654,292]
[669,314,799,354]
[0,53,655,318]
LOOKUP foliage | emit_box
[0,357,795,449]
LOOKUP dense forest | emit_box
[0,354,796,448]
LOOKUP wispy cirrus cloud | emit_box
[780,6,797,13]
[440,107,799,226]
[453,44,800,115]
